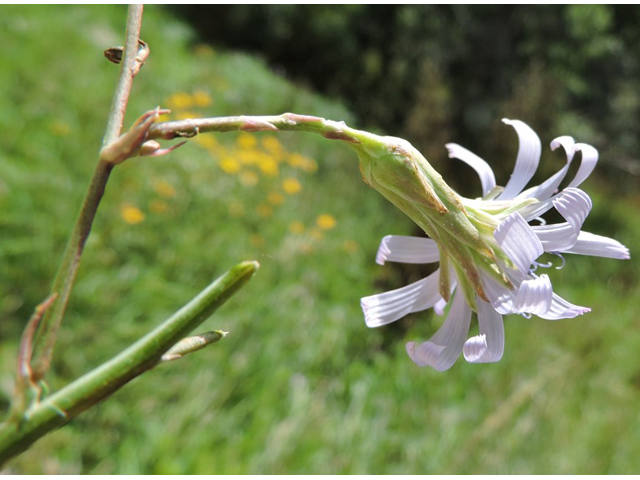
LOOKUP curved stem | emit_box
[0,261,258,467]
[148,112,378,146]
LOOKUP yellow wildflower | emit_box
[258,157,279,177]
[219,157,241,174]
[121,204,145,225]
[282,177,302,195]
[301,158,318,173]
[154,180,177,198]
[237,150,258,166]
[237,132,257,149]
[316,214,337,230]
[196,135,219,149]
[175,111,198,121]
[262,136,284,157]
[287,153,306,168]
[165,92,193,110]
[192,90,212,107]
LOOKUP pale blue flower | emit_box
[361,119,629,371]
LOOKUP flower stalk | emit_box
[149,113,514,307]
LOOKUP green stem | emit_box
[102,4,145,146]
[0,261,258,467]
[30,5,144,381]
[148,112,378,146]
[31,161,114,380]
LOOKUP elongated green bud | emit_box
[160,330,228,363]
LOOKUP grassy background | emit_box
[1,5,638,474]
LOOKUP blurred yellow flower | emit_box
[240,171,259,187]
[316,214,337,230]
[262,136,283,156]
[258,157,279,177]
[149,199,169,214]
[121,204,145,225]
[289,221,305,234]
[196,134,219,149]
[237,150,258,166]
[288,153,317,173]
[287,153,306,168]
[220,157,241,174]
[282,177,302,195]
[256,204,273,218]
[301,158,318,173]
[267,191,285,206]
[154,180,177,198]
[175,111,198,121]
[166,92,193,110]
[237,132,257,149]
[192,90,212,107]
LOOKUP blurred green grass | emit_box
[1,5,638,474]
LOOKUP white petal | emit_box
[565,231,630,260]
[463,299,505,363]
[361,270,441,328]
[375,235,439,266]
[531,223,578,253]
[553,188,592,228]
[494,213,544,274]
[531,188,592,252]
[536,293,590,320]
[550,136,576,159]
[519,136,575,201]
[499,119,542,200]
[445,143,496,196]
[567,143,598,189]
[480,271,515,315]
[512,274,552,315]
[405,292,472,371]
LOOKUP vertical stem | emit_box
[30,5,145,381]
[103,4,145,146]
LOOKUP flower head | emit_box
[359,119,629,371]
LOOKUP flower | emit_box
[361,119,629,371]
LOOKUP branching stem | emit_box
[0,261,258,467]
[30,5,145,381]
